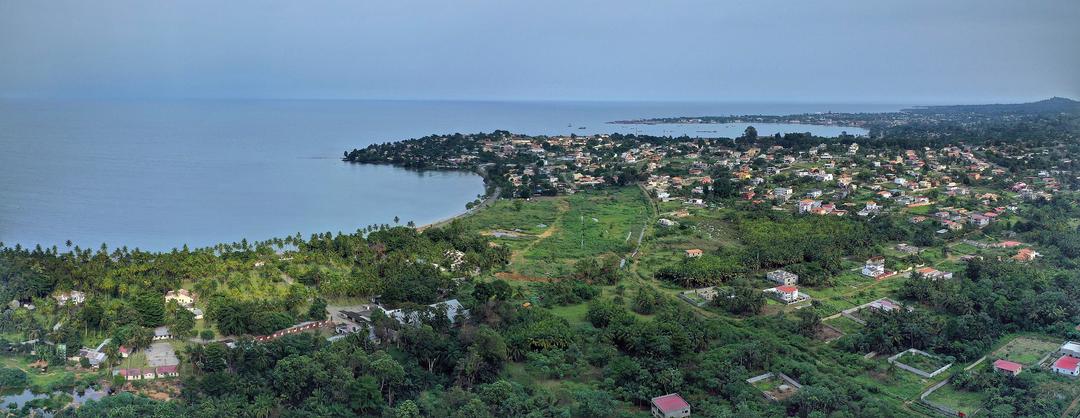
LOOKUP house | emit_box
[1013,248,1040,262]
[772,285,799,303]
[1053,356,1080,376]
[73,348,107,368]
[53,290,86,306]
[993,359,1022,376]
[142,369,157,380]
[385,299,470,326]
[119,346,131,358]
[164,289,195,307]
[969,214,990,228]
[153,326,172,341]
[862,257,886,278]
[915,267,953,280]
[650,393,691,418]
[798,199,820,214]
[766,270,799,286]
[658,218,677,228]
[1059,341,1080,358]
[865,298,903,312]
[896,244,920,255]
[156,365,179,378]
[189,307,204,320]
[685,249,703,258]
[118,368,142,381]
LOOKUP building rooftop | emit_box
[993,359,1022,373]
[1054,355,1080,370]
[651,393,690,413]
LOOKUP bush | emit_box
[0,367,28,390]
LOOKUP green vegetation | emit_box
[6,102,1080,416]
[993,336,1060,365]
[896,351,949,373]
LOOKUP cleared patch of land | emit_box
[992,335,1059,365]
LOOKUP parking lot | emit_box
[145,342,179,367]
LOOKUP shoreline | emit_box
[417,185,501,231]
[340,159,496,231]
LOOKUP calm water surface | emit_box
[0,99,891,251]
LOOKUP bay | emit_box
[0,99,891,251]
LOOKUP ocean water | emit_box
[0,99,891,251]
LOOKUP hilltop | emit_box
[903,97,1080,115]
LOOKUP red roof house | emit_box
[651,393,691,418]
[992,359,1022,376]
[156,365,179,377]
[118,368,142,380]
[772,286,800,303]
[1053,355,1080,376]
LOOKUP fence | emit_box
[888,348,953,378]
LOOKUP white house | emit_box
[153,326,172,341]
[772,285,799,303]
[1059,341,1080,358]
[767,270,799,286]
[862,256,886,277]
[165,289,195,307]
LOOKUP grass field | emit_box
[0,355,88,391]
[993,336,1060,365]
[478,187,650,279]
[897,350,949,373]
[808,272,907,316]
[925,383,986,416]
[464,198,562,236]
[856,362,935,401]
[824,315,864,335]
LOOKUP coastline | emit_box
[417,185,501,231]
[341,159,496,231]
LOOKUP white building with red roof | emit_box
[992,359,1022,376]
[1052,355,1080,376]
[650,393,690,418]
[156,365,179,378]
[772,285,799,303]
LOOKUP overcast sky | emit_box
[1,0,1077,103]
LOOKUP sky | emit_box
[1,0,1077,103]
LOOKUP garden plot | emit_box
[747,372,802,402]
[888,349,952,378]
[992,336,1059,365]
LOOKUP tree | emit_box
[394,400,421,418]
[371,352,406,405]
[132,293,165,327]
[307,297,328,320]
[796,308,822,337]
[743,126,759,141]
[272,354,326,405]
[169,305,196,338]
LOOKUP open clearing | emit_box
[992,335,1059,365]
[924,383,986,416]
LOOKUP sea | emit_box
[0,99,897,251]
